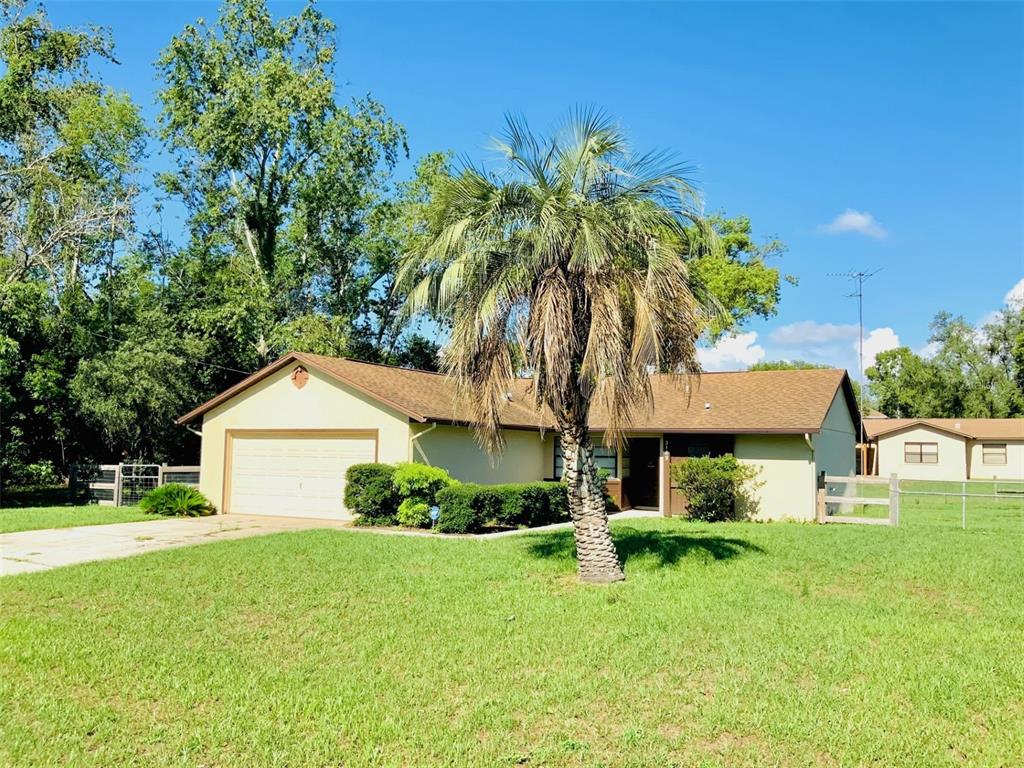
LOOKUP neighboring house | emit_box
[863,418,1024,481]
[177,352,859,522]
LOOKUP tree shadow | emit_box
[524,525,766,570]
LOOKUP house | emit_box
[863,417,1024,481]
[176,352,859,522]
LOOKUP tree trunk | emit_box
[560,425,625,583]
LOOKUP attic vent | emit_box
[504,392,514,402]
[704,402,712,411]
[954,421,961,429]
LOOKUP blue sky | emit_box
[47,1,1024,373]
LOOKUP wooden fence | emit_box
[70,463,200,507]
[817,472,899,526]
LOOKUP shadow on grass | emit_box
[524,524,766,569]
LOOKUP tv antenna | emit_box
[829,268,882,455]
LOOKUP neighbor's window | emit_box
[982,443,1007,465]
[904,442,939,464]
[554,445,617,478]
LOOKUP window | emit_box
[554,445,617,479]
[982,443,1007,465]
[904,442,938,464]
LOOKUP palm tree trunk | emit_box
[560,425,625,583]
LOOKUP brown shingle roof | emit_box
[863,417,1024,440]
[178,352,857,435]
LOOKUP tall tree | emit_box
[399,112,712,583]
[156,0,407,364]
[687,214,794,339]
[0,0,145,480]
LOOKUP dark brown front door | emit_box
[624,438,660,508]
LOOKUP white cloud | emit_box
[917,341,940,359]
[859,327,899,371]
[818,209,888,239]
[770,321,858,347]
[1004,277,1024,307]
[698,332,765,371]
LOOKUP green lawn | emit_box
[1,518,1022,767]
[0,505,153,534]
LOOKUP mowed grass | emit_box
[0,505,152,534]
[2,518,1023,767]
[826,478,1024,532]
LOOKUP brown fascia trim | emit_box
[864,419,976,441]
[176,352,429,425]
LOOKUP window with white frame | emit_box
[554,445,617,479]
[904,442,938,464]
[982,443,1007,465]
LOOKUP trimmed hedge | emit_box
[671,454,759,522]
[344,463,400,525]
[436,481,568,534]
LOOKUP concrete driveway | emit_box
[0,515,350,576]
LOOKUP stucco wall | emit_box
[411,424,552,484]
[198,365,411,510]
[734,434,814,521]
[876,425,967,481]
[812,391,857,478]
[966,440,1024,480]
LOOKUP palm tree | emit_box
[399,111,711,583]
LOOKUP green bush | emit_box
[435,481,568,533]
[139,484,216,517]
[344,464,400,525]
[671,455,760,522]
[392,463,455,503]
[397,498,432,528]
[435,484,489,533]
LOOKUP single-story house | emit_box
[863,417,1024,481]
[177,352,859,522]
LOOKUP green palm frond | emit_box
[396,110,714,452]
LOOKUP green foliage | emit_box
[435,481,569,533]
[686,214,794,339]
[397,499,432,528]
[138,483,216,517]
[671,455,760,522]
[155,0,409,364]
[392,463,454,503]
[748,360,831,371]
[343,463,399,525]
[867,308,1024,418]
[435,483,488,534]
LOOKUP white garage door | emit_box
[227,432,377,519]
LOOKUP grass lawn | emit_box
[1,518,1022,767]
[0,505,153,534]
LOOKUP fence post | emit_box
[158,463,166,488]
[889,473,899,526]
[113,463,123,507]
[961,481,966,529]
[69,464,77,502]
[816,470,826,523]
[660,452,671,517]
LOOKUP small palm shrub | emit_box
[344,464,399,525]
[140,484,216,517]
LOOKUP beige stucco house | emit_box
[177,352,859,522]
[863,418,1024,481]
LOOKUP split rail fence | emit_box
[70,463,200,507]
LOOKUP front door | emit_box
[624,437,661,508]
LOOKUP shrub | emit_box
[397,498,432,528]
[435,483,487,533]
[671,455,761,522]
[139,484,216,517]
[435,481,568,533]
[392,463,455,504]
[344,464,400,525]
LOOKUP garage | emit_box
[225,430,377,519]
